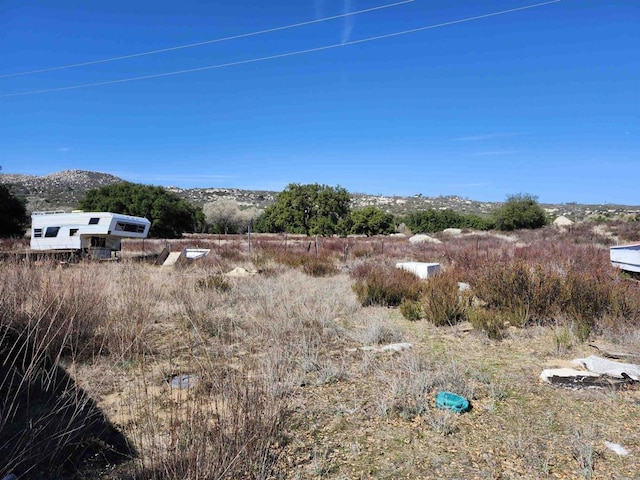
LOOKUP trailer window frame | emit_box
[44,226,60,238]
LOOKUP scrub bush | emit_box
[400,299,424,321]
[421,270,469,326]
[352,264,423,307]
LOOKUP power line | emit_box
[0,0,414,79]
[1,0,561,98]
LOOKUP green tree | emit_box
[0,184,28,237]
[256,183,351,236]
[80,182,201,238]
[493,193,547,231]
[349,206,395,236]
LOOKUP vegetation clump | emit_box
[421,270,469,326]
[400,299,425,321]
[0,184,28,238]
[196,274,231,292]
[351,264,423,307]
[256,183,351,236]
[348,206,396,236]
[492,193,547,231]
[403,209,494,233]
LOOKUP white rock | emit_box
[379,342,413,352]
[604,441,630,456]
[409,234,442,244]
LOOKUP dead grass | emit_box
[2,226,640,479]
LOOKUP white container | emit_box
[610,243,640,273]
[395,262,441,279]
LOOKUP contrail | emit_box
[0,1,561,98]
[0,0,414,79]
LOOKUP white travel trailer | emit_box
[30,211,151,258]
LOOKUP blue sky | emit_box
[1,0,638,204]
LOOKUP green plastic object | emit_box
[435,391,470,413]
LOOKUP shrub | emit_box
[196,274,231,293]
[301,256,338,277]
[472,261,562,326]
[421,271,469,326]
[349,206,396,236]
[468,308,507,340]
[265,249,338,277]
[403,209,494,234]
[493,193,547,231]
[352,265,423,307]
[400,299,424,321]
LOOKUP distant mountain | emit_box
[2,169,639,221]
[0,170,123,212]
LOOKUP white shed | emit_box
[30,211,151,258]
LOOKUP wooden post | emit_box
[247,223,251,255]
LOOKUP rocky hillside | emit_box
[1,170,123,213]
[2,169,639,221]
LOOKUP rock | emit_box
[378,342,413,352]
[226,267,258,277]
[443,228,462,236]
[409,234,442,244]
[553,215,574,227]
[170,374,198,389]
[603,441,630,456]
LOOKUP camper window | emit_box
[34,228,43,238]
[44,227,60,238]
[70,228,79,236]
[115,222,146,233]
[89,217,100,225]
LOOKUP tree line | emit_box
[0,180,547,239]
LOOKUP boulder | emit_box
[409,234,442,244]
[553,215,574,227]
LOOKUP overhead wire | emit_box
[0,0,561,98]
[0,0,414,79]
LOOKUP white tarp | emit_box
[572,355,640,381]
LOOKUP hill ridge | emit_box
[2,169,639,220]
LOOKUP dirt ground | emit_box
[274,312,640,479]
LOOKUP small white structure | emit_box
[185,248,210,260]
[30,211,151,258]
[396,262,441,279]
[610,243,640,273]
